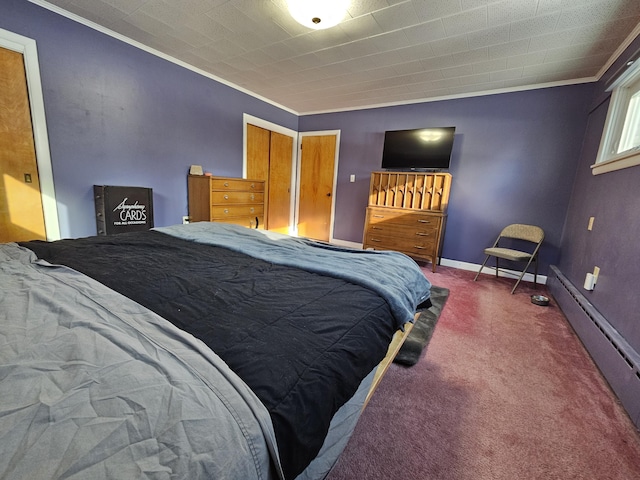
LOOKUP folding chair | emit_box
[473,224,544,294]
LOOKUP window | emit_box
[593,58,640,175]
[617,78,640,153]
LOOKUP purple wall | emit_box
[300,85,594,276]
[1,0,297,238]
[558,35,640,353]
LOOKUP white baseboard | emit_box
[331,239,547,285]
[440,258,547,285]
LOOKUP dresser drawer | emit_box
[211,204,264,219]
[367,207,441,228]
[211,191,264,204]
[211,178,264,192]
[217,215,264,229]
[366,222,438,238]
[364,232,437,254]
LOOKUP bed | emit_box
[0,222,431,480]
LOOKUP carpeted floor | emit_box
[326,266,640,480]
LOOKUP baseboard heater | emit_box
[547,265,640,429]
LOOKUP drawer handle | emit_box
[413,245,426,249]
[250,183,255,189]
[224,182,229,187]
[416,232,431,236]
[418,219,431,223]
[370,239,382,243]
[250,194,255,201]
[224,194,229,200]
[224,209,229,214]
[371,226,382,230]
[250,207,255,213]
[373,215,385,218]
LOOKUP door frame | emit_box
[242,113,298,234]
[0,28,59,240]
[296,130,340,242]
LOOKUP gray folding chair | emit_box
[473,224,544,294]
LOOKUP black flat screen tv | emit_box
[381,127,455,170]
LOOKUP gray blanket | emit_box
[0,244,282,480]
[155,223,431,329]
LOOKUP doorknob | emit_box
[326,192,331,197]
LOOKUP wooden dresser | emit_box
[363,171,452,272]
[188,175,265,229]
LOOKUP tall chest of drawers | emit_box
[188,175,265,229]
[363,171,451,272]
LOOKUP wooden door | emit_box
[246,124,270,184]
[297,135,336,242]
[267,131,293,234]
[246,123,293,233]
[0,47,46,242]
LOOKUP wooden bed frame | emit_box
[363,313,418,408]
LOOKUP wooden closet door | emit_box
[246,124,271,183]
[246,123,293,233]
[297,135,336,242]
[267,131,293,234]
[246,124,271,225]
[0,47,46,242]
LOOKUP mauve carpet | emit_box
[326,266,640,480]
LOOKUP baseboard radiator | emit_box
[547,265,640,429]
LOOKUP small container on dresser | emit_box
[188,175,265,229]
[363,171,452,272]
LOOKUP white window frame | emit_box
[593,59,640,175]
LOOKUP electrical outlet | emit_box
[182,216,190,224]
[588,216,595,230]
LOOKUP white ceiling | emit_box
[35,0,640,114]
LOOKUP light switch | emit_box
[588,216,595,230]
[349,174,356,183]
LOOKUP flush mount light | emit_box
[287,0,350,30]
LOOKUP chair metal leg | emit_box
[510,255,537,294]
[510,271,527,294]
[474,255,491,281]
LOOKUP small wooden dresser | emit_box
[363,171,452,272]
[188,175,265,229]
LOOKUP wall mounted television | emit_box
[381,127,456,170]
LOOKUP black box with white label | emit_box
[94,185,154,235]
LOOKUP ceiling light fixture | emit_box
[287,0,350,30]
